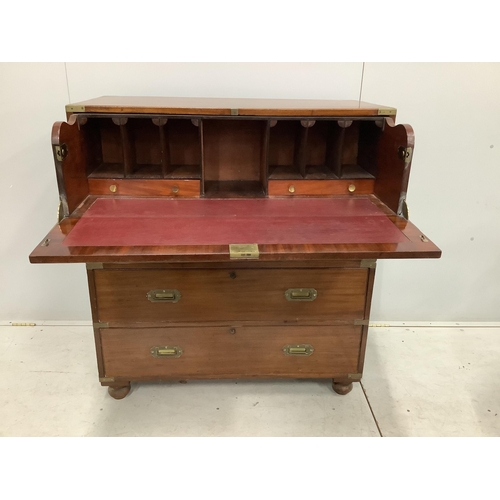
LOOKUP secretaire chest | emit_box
[30,96,440,399]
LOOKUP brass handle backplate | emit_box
[150,346,183,358]
[282,344,314,356]
[147,289,181,303]
[285,288,318,301]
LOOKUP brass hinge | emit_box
[99,377,115,383]
[86,263,104,270]
[65,104,85,113]
[230,108,238,116]
[360,259,376,269]
[354,319,370,326]
[398,146,413,164]
[378,107,397,116]
[11,322,36,326]
[229,243,259,260]
[93,322,109,329]
[348,373,363,380]
[54,144,68,161]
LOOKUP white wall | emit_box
[1,62,499,321]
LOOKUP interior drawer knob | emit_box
[147,289,181,303]
[285,288,317,301]
[282,344,314,356]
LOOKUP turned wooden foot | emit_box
[108,383,131,400]
[332,379,353,395]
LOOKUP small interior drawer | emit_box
[100,325,363,379]
[93,268,368,324]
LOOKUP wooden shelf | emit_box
[204,181,265,198]
[305,165,339,180]
[268,165,303,180]
[88,163,124,179]
[340,164,374,179]
[164,164,201,180]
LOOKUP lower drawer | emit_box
[100,325,362,379]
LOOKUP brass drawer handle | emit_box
[147,289,181,303]
[285,288,317,301]
[282,344,314,356]
[150,346,183,358]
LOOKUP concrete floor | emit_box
[1,325,499,437]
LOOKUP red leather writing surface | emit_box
[80,197,384,218]
[63,198,407,247]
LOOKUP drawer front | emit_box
[94,268,368,323]
[101,325,362,378]
[268,179,375,197]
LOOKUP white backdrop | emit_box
[1,62,499,322]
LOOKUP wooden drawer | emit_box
[94,268,368,324]
[100,325,362,379]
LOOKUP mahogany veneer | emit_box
[30,96,440,400]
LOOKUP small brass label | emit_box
[229,244,259,260]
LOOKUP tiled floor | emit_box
[1,325,499,436]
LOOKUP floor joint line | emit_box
[360,380,383,437]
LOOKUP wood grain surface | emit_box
[29,200,441,263]
[88,179,200,197]
[52,117,89,216]
[94,268,368,324]
[268,179,374,196]
[66,96,396,117]
[100,325,362,378]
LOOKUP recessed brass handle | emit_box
[283,344,314,356]
[150,346,183,358]
[147,289,181,303]
[285,288,318,301]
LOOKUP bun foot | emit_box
[108,383,131,400]
[332,379,353,395]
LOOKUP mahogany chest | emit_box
[30,97,441,399]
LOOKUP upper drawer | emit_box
[94,268,368,324]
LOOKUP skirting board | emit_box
[2,321,500,328]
